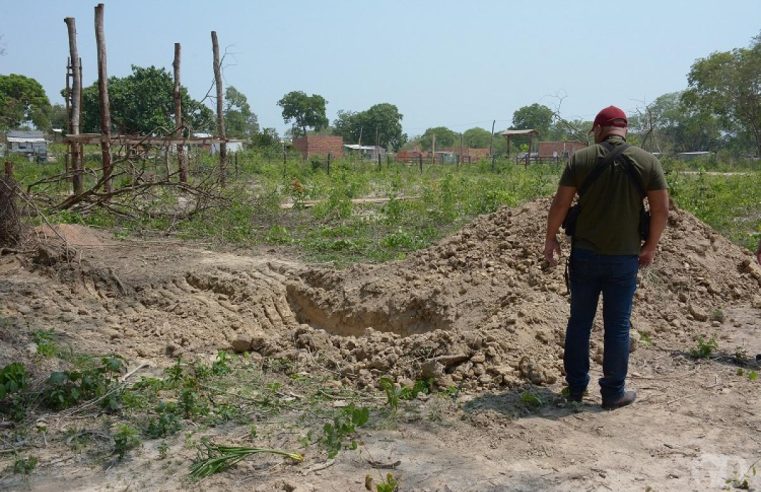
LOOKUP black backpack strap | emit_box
[619,155,647,198]
[577,141,630,197]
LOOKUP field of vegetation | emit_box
[10,145,761,265]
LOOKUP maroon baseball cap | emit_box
[592,106,628,128]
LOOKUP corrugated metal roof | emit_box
[8,136,46,143]
[6,130,45,139]
[500,129,539,136]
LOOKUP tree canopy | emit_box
[332,103,406,150]
[682,32,761,156]
[80,65,214,135]
[224,86,259,139]
[0,73,51,130]
[462,127,492,148]
[418,126,458,150]
[511,103,555,136]
[277,91,328,137]
[630,91,720,153]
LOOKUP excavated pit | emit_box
[285,281,453,337]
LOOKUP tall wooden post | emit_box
[173,42,188,183]
[489,119,495,158]
[211,31,227,187]
[94,3,112,193]
[64,17,83,194]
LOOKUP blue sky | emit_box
[1,0,759,137]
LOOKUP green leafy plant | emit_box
[0,362,27,400]
[33,330,58,357]
[519,390,544,409]
[689,336,718,359]
[190,440,303,480]
[748,370,759,382]
[113,424,141,459]
[145,401,183,438]
[375,473,399,492]
[13,455,38,475]
[42,356,124,411]
[322,404,370,459]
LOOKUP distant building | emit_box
[537,141,587,161]
[292,135,344,159]
[4,130,48,162]
[677,151,713,161]
[344,144,385,160]
[211,139,245,154]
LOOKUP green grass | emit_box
[10,148,761,264]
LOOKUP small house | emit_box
[5,130,48,162]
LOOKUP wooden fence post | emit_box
[94,3,112,193]
[211,31,227,187]
[64,17,83,195]
[173,42,188,183]
[327,153,331,175]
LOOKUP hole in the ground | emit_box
[285,284,452,337]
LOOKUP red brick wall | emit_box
[292,136,344,158]
[537,141,586,159]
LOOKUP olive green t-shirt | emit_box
[559,136,667,255]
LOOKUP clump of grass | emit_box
[689,336,718,359]
[190,440,303,480]
[12,455,37,475]
[519,390,544,409]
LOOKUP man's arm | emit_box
[544,185,576,266]
[640,189,669,266]
[756,238,761,266]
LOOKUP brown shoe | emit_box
[601,390,636,410]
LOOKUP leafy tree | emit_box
[511,103,554,135]
[80,65,214,135]
[419,126,458,150]
[632,92,721,153]
[332,103,406,150]
[251,127,281,148]
[277,91,328,136]
[462,127,492,148]
[0,73,51,130]
[682,32,761,156]
[224,86,258,139]
[49,104,68,132]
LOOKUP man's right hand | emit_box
[639,245,656,267]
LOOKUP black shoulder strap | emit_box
[619,155,646,198]
[578,141,630,196]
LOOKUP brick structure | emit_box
[395,147,491,163]
[537,141,586,161]
[292,135,344,159]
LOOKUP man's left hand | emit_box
[544,237,561,267]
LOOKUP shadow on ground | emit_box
[461,385,605,420]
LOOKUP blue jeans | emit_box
[564,248,639,400]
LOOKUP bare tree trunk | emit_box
[64,17,84,195]
[95,3,112,194]
[173,42,188,183]
[211,31,227,187]
[0,162,21,247]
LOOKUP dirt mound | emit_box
[32,223,116,247]
[284,198,761,389]
[2,201,760,392]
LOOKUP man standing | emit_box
[543,106,669,410]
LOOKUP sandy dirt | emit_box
[1,199,760,491]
